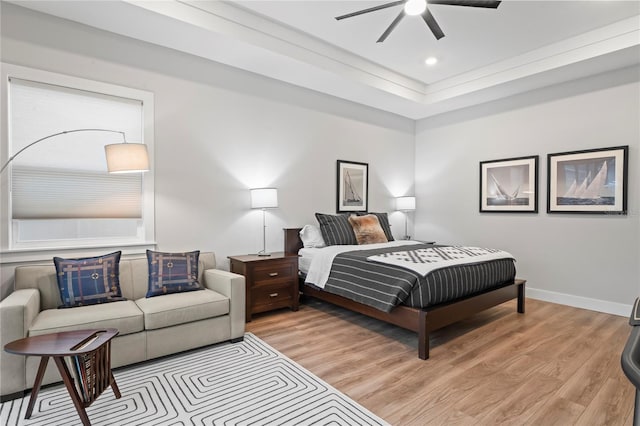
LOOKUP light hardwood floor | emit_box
[246,297,635,425]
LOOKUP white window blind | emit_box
[6,75,151,248]
[12,167,142,219]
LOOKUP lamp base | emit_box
[256,250,271,257]
[402,235,412,241]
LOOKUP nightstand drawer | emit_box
[253,261,296,285]
[252,283,294,310]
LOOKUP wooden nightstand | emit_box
[228,252,299,322]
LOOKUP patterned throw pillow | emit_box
[54,251,125,308]
[146,250,203,297]
[348,214,388,245]
[315,213,358,246]
[358,212,394,242]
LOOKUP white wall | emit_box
[0,4,415,298]
[415,67,640,315]
[3,4,637,316]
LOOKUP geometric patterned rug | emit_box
[0,333,388,425]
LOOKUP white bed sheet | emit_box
[298,248,316,274]
[302,240,421,289]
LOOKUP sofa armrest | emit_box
[0,288,40,398]
[204,269,245,339]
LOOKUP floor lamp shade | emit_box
[396,196,416,211]
[105,143,150,173]
[251,188,278,209]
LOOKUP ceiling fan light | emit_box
[404,0,426,16]
[425,56,438,66]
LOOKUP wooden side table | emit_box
[228,252,299,322]
[4,328,121,426]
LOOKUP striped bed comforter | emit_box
[318,244,516,313]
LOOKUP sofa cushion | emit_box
[29,300,143,337]
[146,250,203,297]
[54,251,125,307]
[135,289,229,330]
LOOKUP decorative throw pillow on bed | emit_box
[315,213,358,246]
[357,212,394,242]
[299,224,326,248]
[348,214,389,245]
[54,251,125,308]
[146,250,203,297]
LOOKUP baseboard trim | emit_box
[0,390,25,402]
[527,287,632,317]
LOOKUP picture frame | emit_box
[547,146,628,214]
[337,160,368,213]
[480,155,538,213]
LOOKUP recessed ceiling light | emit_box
[425,57,438,66]
[404,0,427,16]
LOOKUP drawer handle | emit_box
[269,272,279,277]
[269,293,279,298]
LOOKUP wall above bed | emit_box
[414,66,640,316]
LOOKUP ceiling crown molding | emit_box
[10,1,640,119]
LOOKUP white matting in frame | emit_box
[547,146,628,214]
[480,156,538,213]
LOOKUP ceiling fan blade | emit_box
[335,0,405,20]
[422,9,445,40]
[427,0,501,8]
[377,10,405,43]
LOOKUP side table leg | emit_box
[25,356,49,419]
[54,357,91,426]
[109,372,121,399]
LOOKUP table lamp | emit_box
[396,196,416,240]
[250,188,278,256]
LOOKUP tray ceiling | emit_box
[10,0,640,119]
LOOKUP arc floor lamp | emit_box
[0,128,149,174]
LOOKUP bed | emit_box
[284,228,525,360]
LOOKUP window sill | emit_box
[0,241,157,265]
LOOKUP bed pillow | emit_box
[54,251,125,308]
[348,214,388,245]
[358,212,394,242]
[299,224,326,248]
[315,213,358,246]
[146,250,203,297]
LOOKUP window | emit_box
[1,64,155,257]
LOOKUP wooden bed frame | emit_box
[284,228,525,360]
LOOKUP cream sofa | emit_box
[0,252,245,401]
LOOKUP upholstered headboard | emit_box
[284,228,303,256]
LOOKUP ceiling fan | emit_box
[335,0,501,42]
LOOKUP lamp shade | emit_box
[251,188,278,209]
[105,143,149,173]
[396,196,416,211]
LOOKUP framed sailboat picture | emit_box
[337,160,368,213]
[480,156,538,213]
[547,146,628,214]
